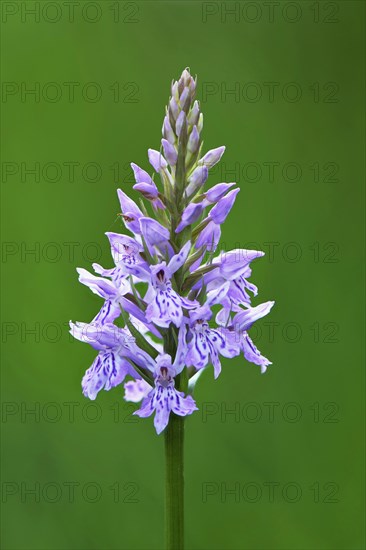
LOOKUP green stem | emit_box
[165,414,185,550]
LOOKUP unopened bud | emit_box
[179,87,189,108]
[169,96,179,120]
[185,165,209,196]
[171,81,179,100]
[162,115,175,144]
[161,139,178,166]
[187,101,200,126]
[205,182,236,203]
[198,146,225,169]
[187,126,200,154]
[148,149,168,172]
[131,163,153,185]
[176,111,186,138]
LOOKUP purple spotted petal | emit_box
[167,241,191,275]
[171,390,198,416]
[82,352,135,400]
[124,379,152,402]
[146,289,183,328]
[187,125,199,154]
[92,300,121,325]
[242,333,271,373]
[105,233,142,265]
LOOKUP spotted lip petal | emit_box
[82,352,136,400]
[134,354,198,434]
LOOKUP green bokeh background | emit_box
[1,1,365,549]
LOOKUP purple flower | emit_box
[202,249,265,317]
[232,301,275,373]
[69,322,154,399]
[133,353,198,434]
[76,268,128,324]
[186,304,238,378]
[145,242,198,327]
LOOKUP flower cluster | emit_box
[70,69,274,434]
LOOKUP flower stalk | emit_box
[165,414,185,550]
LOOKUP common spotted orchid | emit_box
[70,69,274,429]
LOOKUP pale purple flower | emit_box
[186,304,238,378]
[232,301,275,373]
[202,249,265,318]
[133,353,198,434]
[144,242,198,327]
[69,322,154,400]
[76,268,129,324]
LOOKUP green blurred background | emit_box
[1,1,365,549]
